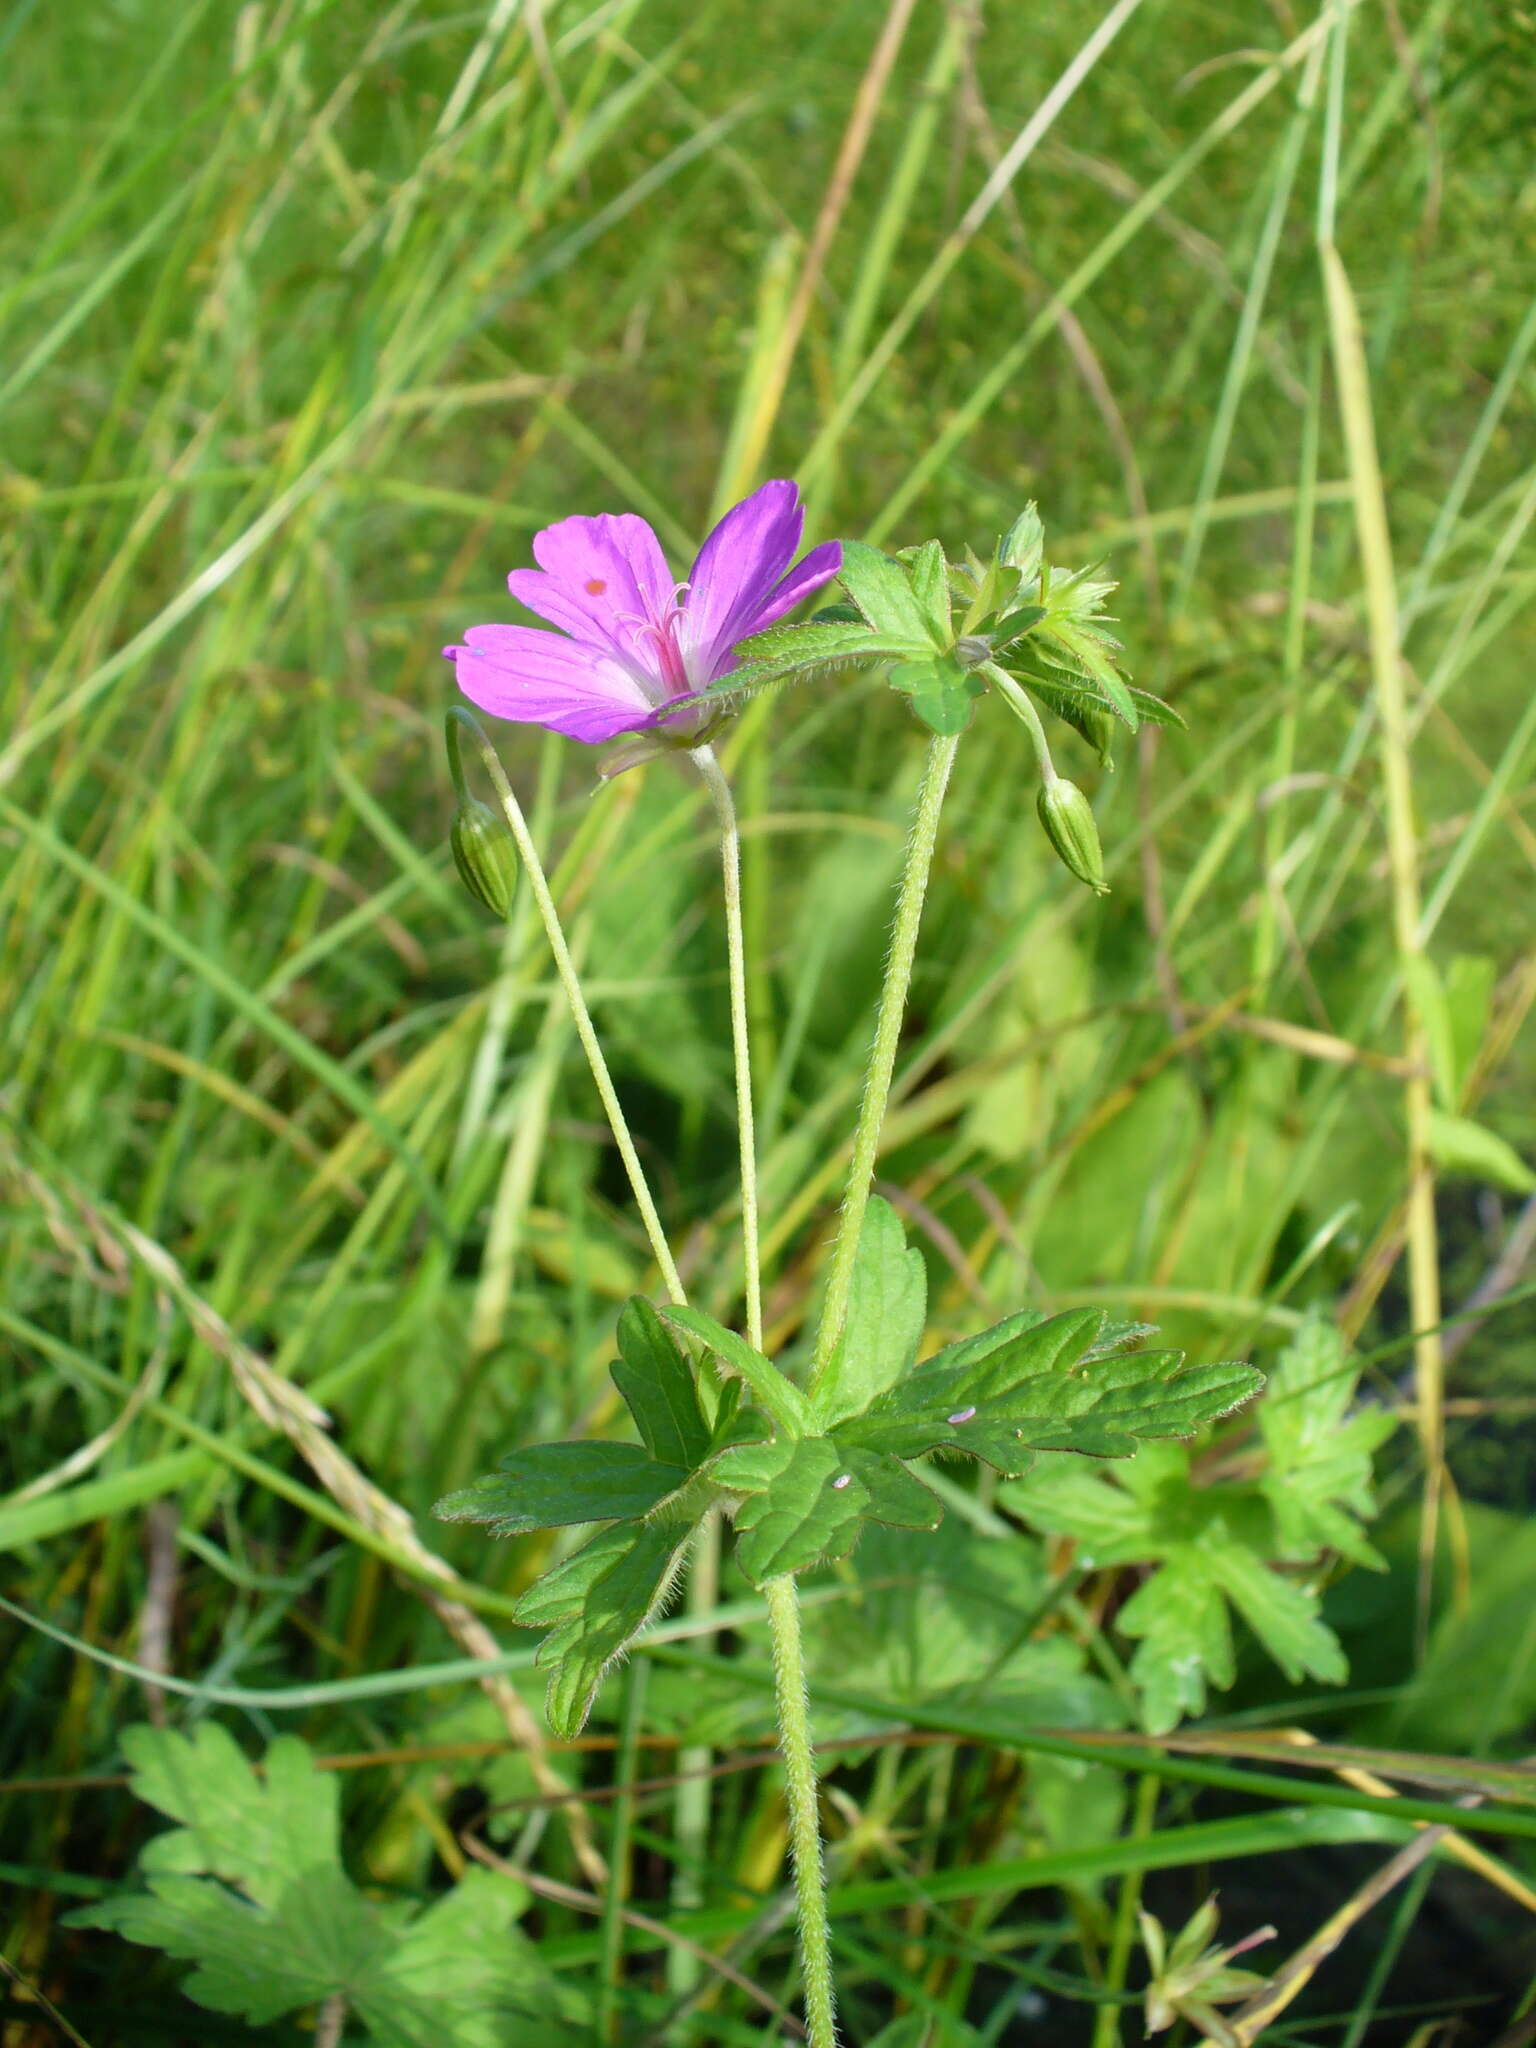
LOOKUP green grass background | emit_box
[4,0,1536,2038]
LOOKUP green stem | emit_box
[453,712,686,1307]
[692,743,762,1350]
[764,1573,837,2048]
[597,1657,647,2042]
[1091,1771,1160,2048]
[671,745,760,2015]
[983,662,1059,782]
[807,731,959,1393]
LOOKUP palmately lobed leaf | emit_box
[1003,1316,1388,1733]
[715,1435,874,1581]
[116,1723,341,1908]
[66,1731,585,2041]
[712,1434,944,1586]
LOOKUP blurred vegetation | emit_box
[3,0,1535,2039]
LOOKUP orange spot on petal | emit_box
[584,578,607,595]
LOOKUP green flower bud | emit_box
[1036,777,1108,894]
[451,801,517,918]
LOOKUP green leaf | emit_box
[838,539,944,647]
[519,1519,691,1737]
[1203,1533,1347,1691]
[999,504,1045,584]
[1404,956,1458,1110]
[896,539,952,640]
[1425,1107,1535,1193]
[70,1867,388,2028]
[655,1303,813,1439]
[118,1725,339,1906]
[1445,954,1496,1100]
[1019,670,1184,763]
[838,1308,1259,1474]
[612,1296,711,1469]
[1035,618,1138,728]
[433,1440,688,1535]
[794,1522,1121,1748]
[812,1194,927,1431]
[887,655,986,734]
[1005,1334,1377,1736]
[1117,1547,1234,1733]
[370,1868,585,2045]
[714,1435,872,1582]
[1019,671,1118,763]
[1126,685,1185,728]
[1258,1315,1393,1567]
[837,1446,943,1530]
[726,615,929,689]
[989,603,1048,645]
[65,1729,582,2042]
[710,1433,941,1585]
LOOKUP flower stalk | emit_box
[691,742,763,1351]
[808,730,960,1392]
[448,709,687,1308]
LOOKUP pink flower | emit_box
[444,479,842,746]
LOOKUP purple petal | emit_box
[447,624,658,745]
[738,539,843,640]
[510,513,674,669]
[680,480,805,680]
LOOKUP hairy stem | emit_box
[808,731,959,1393]
[314,1995,347,2048]
[764,1573,837,2048]
[692,743,763,1349]
[458,715,686,1307]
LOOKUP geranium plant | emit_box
[435,483,1259,2046]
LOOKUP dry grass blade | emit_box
[1227,1820,1457,2041]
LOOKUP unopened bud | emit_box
[1071,702,1117,769]
[451,801,517,918]
[1036,778,1108,894]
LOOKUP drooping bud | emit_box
[1036,777,1108,894]
[451,801,517,918]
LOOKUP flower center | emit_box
[645,607,691,693]
[614,583,695,699]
